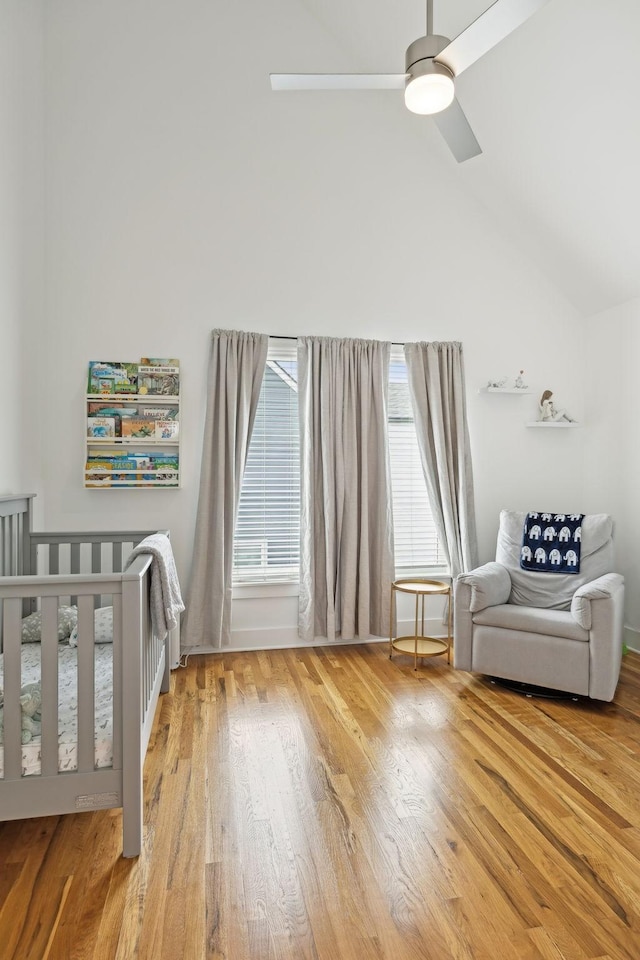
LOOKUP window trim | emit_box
[232,580,300,599]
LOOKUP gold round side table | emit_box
[389,578,452,670]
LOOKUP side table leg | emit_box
[414,592,419,671]
[389,582,394,659]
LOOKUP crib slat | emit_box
[21,505,31,576]
[69,543,81,607]
[148,605,156,713]
[48,544,59,576]
[92,543,102,609]
[8,516,15,574]
[4,514,9,574]
[76,596,95,774]
[3,599,23,780]
[113,542,123,574]
[40,597,60,777]
[144,606,150,713]
[112,594,123,769]
[13,515,20,574]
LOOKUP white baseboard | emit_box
[624,625,640,653]
[184,619,638,658]
[182,617,447,655]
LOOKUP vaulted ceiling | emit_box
[274,0,640,316]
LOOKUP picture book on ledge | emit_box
[138,362,180,396]
[88,402,138,417]
[121,417,157,438]
[155,420,179,440]
[142,406,179,420]
[87,358,180,397]
[87,416,116,438]
[85,453,179,487]
[87,361,139,395]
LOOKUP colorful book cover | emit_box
[111,458,142,484]
[88,402,109,416]
[120,418,156,438]
[154,420,179,440]
[150,455,179,483]
[85,453,175,485]
[88,403,138,417]
[139,358,180,368]
[137,366,180,396]
[142,406,178,420]
[85,459,113,487]
[87,416,116,438]
[124,455,154,484]
[87,361,139,395]
[126,455,152,468]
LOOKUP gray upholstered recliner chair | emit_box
[454,511,625,701]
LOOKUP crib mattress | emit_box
[0,643,114,777]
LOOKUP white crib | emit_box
[0,493,174,857]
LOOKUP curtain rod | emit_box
[269,334,406,347]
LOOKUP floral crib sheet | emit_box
[0,643,114,777]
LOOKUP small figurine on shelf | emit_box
[539,389,576,422]
[514,370,528,389]
[487,377,508,389]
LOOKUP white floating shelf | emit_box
[479,387,532,395]
[87,393,180,402]
[86,437,179,445]
[526,421,580,428]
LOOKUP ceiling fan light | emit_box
[405,71,455,115]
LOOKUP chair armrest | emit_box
[571,573,625,630]
[455,562,511,613]
[576,574,625,702]
[453,563,511,672]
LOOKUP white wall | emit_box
[0,1,44,496]
[40,0,590,648]
[584,297,640,649]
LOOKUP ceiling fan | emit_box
[270,0,552,162]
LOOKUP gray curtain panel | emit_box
[183,329,268,650]
[298,336,394,642]
[404,341,478,578]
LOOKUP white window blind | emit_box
[233,343,300,583]
[389,348,445,570]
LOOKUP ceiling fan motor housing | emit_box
[405,34,454,84]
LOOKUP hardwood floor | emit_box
[2,646,640,959]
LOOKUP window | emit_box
[389,347,445,571]
[233,342,300,583]
[233,341,444,584]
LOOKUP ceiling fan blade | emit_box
[433,98,482,163]
[270,74,407,91]
[435,0,551,77]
